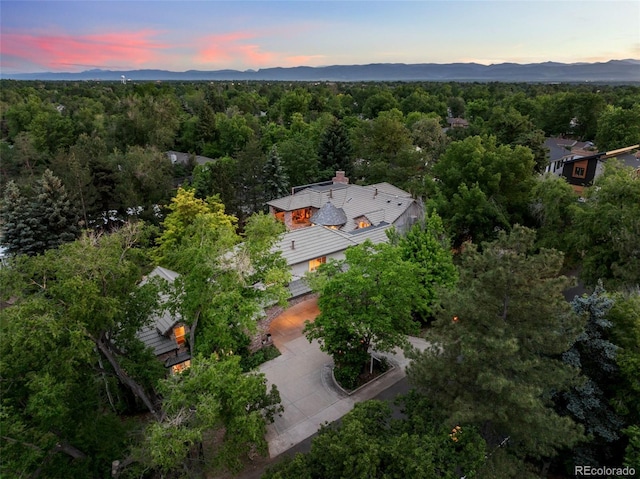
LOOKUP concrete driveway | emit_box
[259,298,428,457]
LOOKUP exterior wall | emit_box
[289,250,346,278]
[391,201,424,232]
[562,158,599,190]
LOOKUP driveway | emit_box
[259,298,428,458]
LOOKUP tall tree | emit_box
[317,117,353,178]
[428,135,536,246]
[263,145,289,202]
[0,225,164,478]
[557,283,625,469]
[304,241,421,389]
[0,170,79,256]
[407,226,585,472]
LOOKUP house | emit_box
[267,171,423,298]
[165,151,215,167]
[137,266,191,374]
[545,139,640,194]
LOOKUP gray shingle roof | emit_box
[274,224,394,267]
[310,201,347,226]
[268,182,414,233]
[137,266,182,355]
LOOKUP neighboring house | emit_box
[165,151,215,167]
[446,117,469,129]
[267,171,423,298]
[137,266,191,374]
[545,139,640,194]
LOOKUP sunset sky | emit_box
[1,1,638,74]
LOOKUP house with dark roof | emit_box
[545,139,640,194]
[267,171,423,298]
[137,266,191,373]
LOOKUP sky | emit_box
[1,1,639,74]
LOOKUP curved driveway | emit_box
[259,298,428,458]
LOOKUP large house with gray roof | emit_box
[267,171,423,298]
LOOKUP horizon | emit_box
[1,1,639,75]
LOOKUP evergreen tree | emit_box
[318,117,353,178]
[32,169,80,252]
[558,282,625,468]
[263,145,289,202]
[407,226,585,471]
[0,170,79,256]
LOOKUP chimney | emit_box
[291,240,295,250]
[329,188,333,199]
[332,170,349,185]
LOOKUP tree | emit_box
[407,226,585,470]
[136,354,282,475]
[387,213,458,320]
[277,132,320,186]
[304,241,421,389]
[428,135,536,246]
[557,283,625,469]
[0,225,165,478]
[595,104,640,151]
[154,187,238,270]
[0,170,79,256]
[263,399,486,479]
[263,145,289,202]
[571,161,640,289]
[317,117,353,178]
[530,174,577,252]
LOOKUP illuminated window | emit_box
[174,325,186,346]
[171,360,191,374]
[292,208,311,224]
[274,211,285,223]
[309,256,326,272]
[572,161,587,179]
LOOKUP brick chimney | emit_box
[332,170,349,185]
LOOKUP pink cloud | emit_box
[283,55,327,66]
[1,30,168,71]
[197,32,278,67]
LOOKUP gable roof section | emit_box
[137,266,182,356]
[274,223,394,266]
[268,183,414,232]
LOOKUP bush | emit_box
[240,345,281,372]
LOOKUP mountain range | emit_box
[3,60,639,82]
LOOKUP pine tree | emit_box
[263,145,289,202]
[559,283,625,467]
[407,226,585,469]
[0,170,79,256]
[32,169,80,252]
[318,118,352,179]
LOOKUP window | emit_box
[174,325,186,346]
[572,161,587,179]
[171,360,191,374]
[309,256,326,272]
[274,211,285,223]
[292,208,311,224]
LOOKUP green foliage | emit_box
[0,225,163,478]
[530,173,577,252]
[304,241,421,389]
[317,117,353,178]
[240,345,281,372]
[263,145,290,202]
[264,399,486,479]
[139,354,283,475]
[387,213,458,319]
[428,135,536,246]
[558,283,625,467]
[0,169,79,256]
[407,226,585,465]
[571,161,640,289]
[595,104,640,151]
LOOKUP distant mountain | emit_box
[3,60,639,82]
